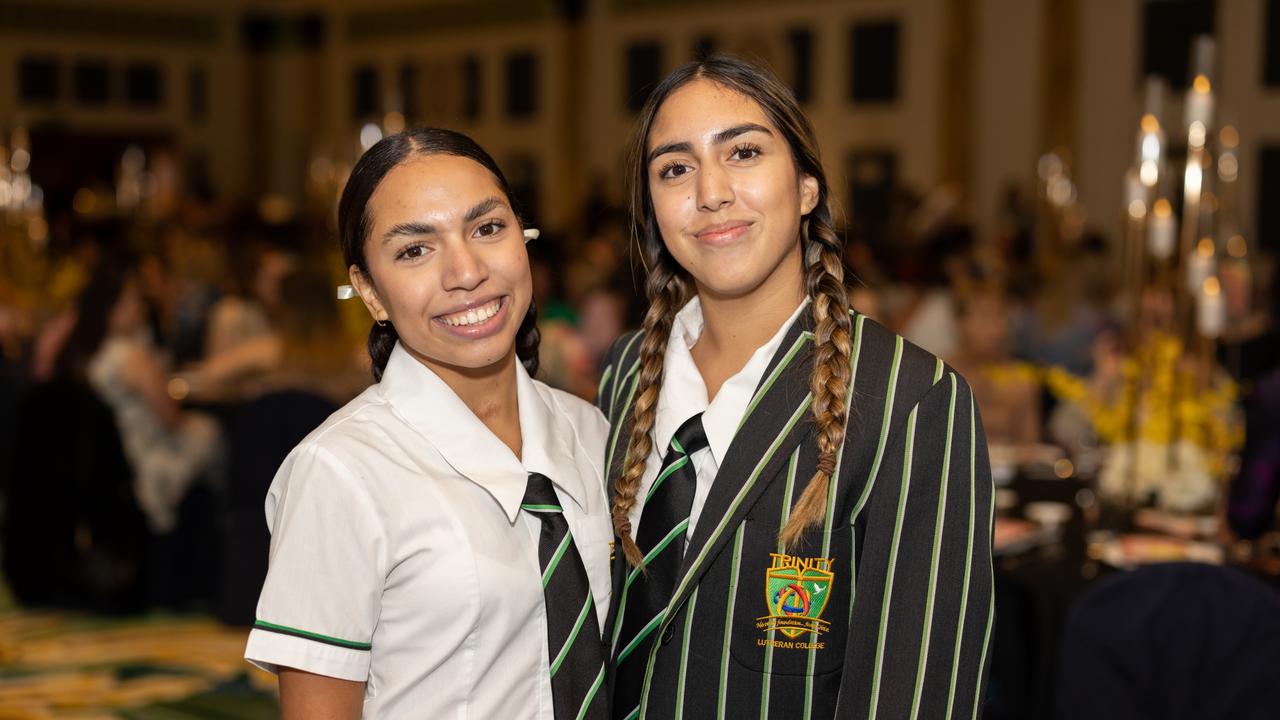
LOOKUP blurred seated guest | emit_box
[204,243,294,357]
[1227,367,1280,540]
[185,263,367,403]
[1012,246,1111,377]
[55,258,220,534]
[895,224,973,359]
[949,287,1041,446]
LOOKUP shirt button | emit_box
[661,625,675,645]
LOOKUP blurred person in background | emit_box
[1012,236,1112,377]
[184,261,366,403]
[54,257,219,536]
[245,128,612,719]
[205,242,294,357]
[949,285,1042,447]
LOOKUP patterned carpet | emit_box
[0,610,278,719]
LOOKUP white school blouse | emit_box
[244,343,613,719]
[628,297,807,542]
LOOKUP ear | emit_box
[799,174,820,216]
[348,265,387,324]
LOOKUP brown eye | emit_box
[659,162,690,179]
[396,243,428,261]
[475,220,505,238]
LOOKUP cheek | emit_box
[651,186,692,233]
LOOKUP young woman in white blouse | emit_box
[244,128,613,719]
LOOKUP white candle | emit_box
[1149,199,1176,259]
[1185,75,1214,129]
[1197,276,1225,338]
[1186,237,1215,293]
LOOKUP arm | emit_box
[118,342,182,428]
[279,667,365,720]
[838,373,995,719]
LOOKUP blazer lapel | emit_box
[664,310,817,620]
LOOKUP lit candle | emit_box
[1185,74,1215,129]
[1149,199,1176,259]
[1186,237,1215,293]
[1197,276,1225,338]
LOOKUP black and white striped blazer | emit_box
[596,308,994,719]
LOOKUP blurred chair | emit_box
[217,389,336,626]
[1055,562,1280,720]
[2,380,147,612]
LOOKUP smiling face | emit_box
[350,153,532,376]
[645,78,818,302]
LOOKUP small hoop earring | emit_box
[377,318,388,328]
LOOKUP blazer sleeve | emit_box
[836,372,995,719]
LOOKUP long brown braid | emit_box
[614,54,854,566]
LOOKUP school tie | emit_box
[612,413,709,720]
[522,472,609,720]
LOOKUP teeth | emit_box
[441,299,501,327]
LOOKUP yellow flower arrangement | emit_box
[980,332,1244,511]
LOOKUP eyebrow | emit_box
[646,122,775,165]
[381,196,507,244]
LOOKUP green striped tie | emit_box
[611,413,708,720]
[523,472,608,720]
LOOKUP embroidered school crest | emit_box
[756,552,834,642]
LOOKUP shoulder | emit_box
[850,312,971,418]
[596,330,646,416]
[279,384,402,486]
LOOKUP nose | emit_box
[696,160,734,212]
[441,241,487,292]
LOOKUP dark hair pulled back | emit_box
[337,127,540,381]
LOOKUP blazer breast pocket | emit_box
[725,516,853,677]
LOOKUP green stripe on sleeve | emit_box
[253,620,372,651]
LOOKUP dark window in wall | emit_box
[1260,146,1280,254]
[788,28,814,103]
[400,62,417,120]
[506,155,540,225]
[19,57,59,104]
[693,34,716,61]
[188,65,208,121]
[849,20,900,103]
[462,55,482,121]
[505,51,538,119]
[1142,0,1216,89]
[1266,0,1280,87]
[125,63,163,109]
[353,64,378,120]
[74,59,110,106]
[846,149,897,250]
[625,41,663,112]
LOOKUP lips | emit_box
[694,221,752,245]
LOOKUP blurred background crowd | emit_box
[2,0,1280,717]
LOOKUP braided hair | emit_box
[614,55,854,566]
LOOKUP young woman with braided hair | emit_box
[596,55,994,719]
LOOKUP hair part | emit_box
[336,126,540,381]
[614,53,854,565]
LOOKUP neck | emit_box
[690,247,806,400]
[414,347,523,456]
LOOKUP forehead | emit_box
[648,78,776,149]
[368,153,504,222]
